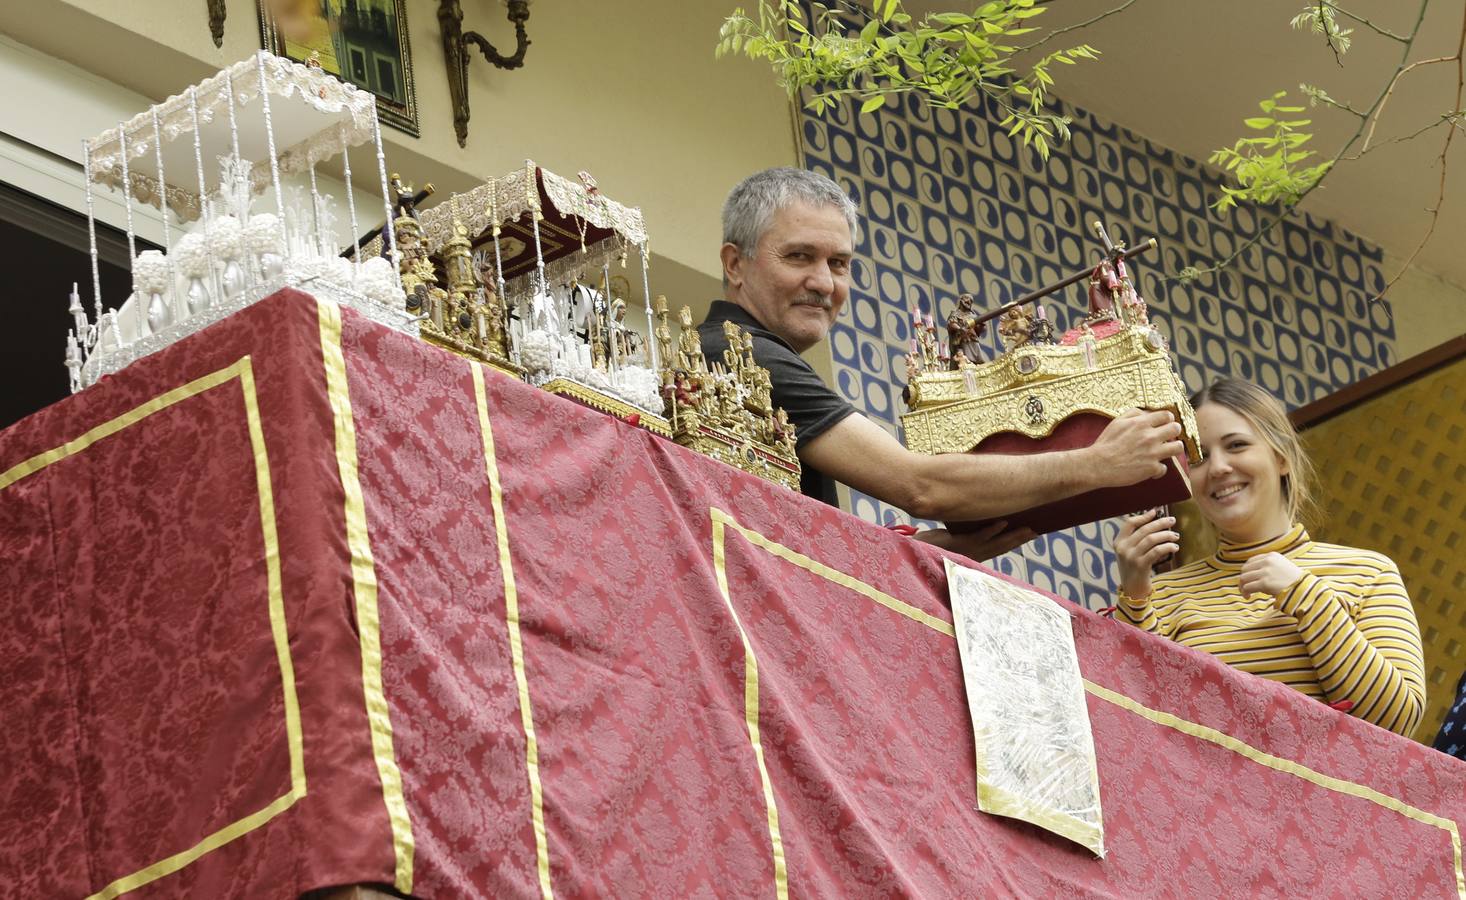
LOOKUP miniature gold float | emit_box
[901,225,1201,534]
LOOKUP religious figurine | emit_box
[1087,258,1124,320]
[696,369,720,421]
[588,295,608,369]
[389,173,422,222]
[772,408,796,457]
[747,361,773,416]
[1078,321,1099,370]
[394,209,423,258]
[608,297,638,364]
[677,305,705,372]
[1029,303,1056,344]
[945,293,986,369]
[722,320,744,374]
[667,368,702,431]
[997,305,1035,350]
[918,313,941,368]
[481,284,510,358]
[1115,259,1151,325]
[653,295,674,379]
[715,370,742,429]
[393,199,442,321]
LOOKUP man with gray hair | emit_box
[699,167,1183,560]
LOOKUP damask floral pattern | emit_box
[4,290,1459,898]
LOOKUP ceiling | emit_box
[909,0,1466,288]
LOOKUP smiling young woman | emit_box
[1110,378,1426,737]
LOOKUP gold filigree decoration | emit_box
[391,178,521,378]
[662,300,800,492]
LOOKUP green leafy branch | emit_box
[716,0,1100,159]
[717,0,1463,302]
[1182,0,1466,302]
[1291,2,1353,64]
[1208,92,1334,212]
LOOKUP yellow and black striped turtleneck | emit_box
[1117,524,1425,737]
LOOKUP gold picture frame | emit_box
[257,0,419,136]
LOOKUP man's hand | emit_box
[1087,409,1186,488]
[1112,508,1178,600]
[1239,552,1306,598]
[914,520,1037,563]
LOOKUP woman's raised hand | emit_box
[1238,552,1306,598]
[1113,509,1179,600]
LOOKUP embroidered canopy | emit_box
[84,51,377,223]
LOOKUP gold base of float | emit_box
[542,376,673,437]
[902,326,1201,461]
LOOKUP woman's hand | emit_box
[1238,552,1306,598]
[1113,509,1179,599]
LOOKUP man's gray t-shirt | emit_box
[697,301,856,506]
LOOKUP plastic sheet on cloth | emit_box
[945,557,1105,856]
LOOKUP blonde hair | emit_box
[1190,378,1319,529]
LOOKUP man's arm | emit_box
[799,408,1184,522]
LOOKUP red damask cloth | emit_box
[4,289,1465,898]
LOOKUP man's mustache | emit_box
[792,294,833,310]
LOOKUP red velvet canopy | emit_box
[3,289,1463,898]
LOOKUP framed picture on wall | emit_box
[257,0,419,136]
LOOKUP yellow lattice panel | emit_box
[1302,357,1466,743]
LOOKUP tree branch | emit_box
[1320,1,1345,66]
[1362,54,1457,152]
[1172,0,1432,284]
[1317,95,1369,118]
[1371,3,1466,303]
[1014,0,1142,55]
[1343,112,1460,161]
[1322,3,1410,42]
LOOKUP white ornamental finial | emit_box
[68,281,89,340]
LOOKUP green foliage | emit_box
[1208,91,1333,212]
[716,0,1098,160]
[1290,3,1352,56]
[1299,82,1338,108]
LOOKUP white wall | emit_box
[0,0,800,285]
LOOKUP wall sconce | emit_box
[439,0,533,148]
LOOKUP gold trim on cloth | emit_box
[0,358,305,899]
[316,300,415,893]
[470,361,555,900]
[713,509,952,637]
[711,510,790,900]
[706,507,1466,898]
[1083,680,1465,897]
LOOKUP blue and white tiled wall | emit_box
[801,88,1397,609]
